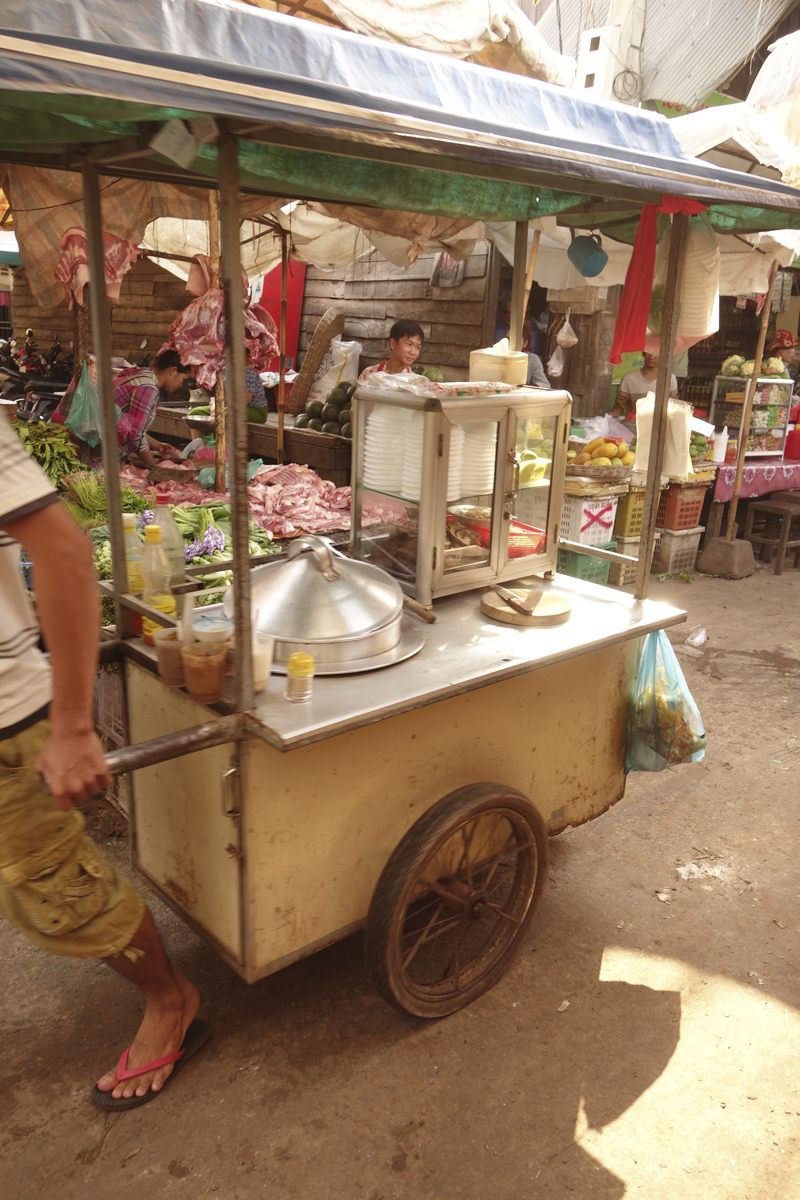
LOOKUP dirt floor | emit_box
[2,566,800,1200]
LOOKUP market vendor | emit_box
[766,329,799,379]
[116,350,194,466]
[221,362,269,419]
[610,351,677,421]
[522,324,549,388]
[359,319,424,380]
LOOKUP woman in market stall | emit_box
[765,329,799,380]
[115,350,194,466]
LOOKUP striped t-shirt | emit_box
[0,416,56,734]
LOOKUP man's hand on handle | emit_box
[35,728,111,812]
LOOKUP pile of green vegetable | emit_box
[690,431,709,461]
[172,502,279,604]
[12,421,81,489]
[62,470,154,526]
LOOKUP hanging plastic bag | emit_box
[633,396,693,478]
[645,214,719,356]
[625,630,706,773]
[547,345,565,378]
[64,361,118,448]
[556,307,579,348]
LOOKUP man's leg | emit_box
[96,909,200,1100]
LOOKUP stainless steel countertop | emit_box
[245,574,686,751]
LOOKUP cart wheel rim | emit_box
[395,806,539,1003]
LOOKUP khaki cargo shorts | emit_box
[0,720,144,959]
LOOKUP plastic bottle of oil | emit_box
[141,524,177,645]
[154,495,187,585]
[122,513,144,591]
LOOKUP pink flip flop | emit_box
[91,1018,211,1111]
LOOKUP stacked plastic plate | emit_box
[459,422,497,497]
[447,424,465,502]
[362,406,411,494]
[400,411,425,502]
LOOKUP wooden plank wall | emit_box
[11,258,191,361]
[298,241,496,381]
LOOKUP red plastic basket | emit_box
[656,482,710,531]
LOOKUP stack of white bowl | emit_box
[362,406,412,494]
[459,422,497,497]
[447,424,465,502]
[400,411,425,502]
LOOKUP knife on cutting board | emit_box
[489,585,540,616]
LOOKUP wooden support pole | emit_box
[81,160,130,637]
[217,128,254,712]
[509,220,528,352]
[634,211,689,603]
[277,231,288,465]
[523,228,541,326]
[208,189,227,494]
[726,259,779,540]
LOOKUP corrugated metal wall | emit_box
[534,0,797,108]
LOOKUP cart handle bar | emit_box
[104,713,244,776]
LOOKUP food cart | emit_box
[4,0,800,1016]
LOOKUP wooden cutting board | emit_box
[480,587,572,627]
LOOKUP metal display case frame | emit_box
[350,385,571,606]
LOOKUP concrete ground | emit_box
[2,567,799,1200]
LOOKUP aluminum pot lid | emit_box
[234,535,404,642]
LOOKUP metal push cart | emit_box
[5,1,800,1015]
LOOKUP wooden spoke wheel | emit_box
[365,784,548,1018]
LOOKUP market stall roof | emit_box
[2,0,800,234]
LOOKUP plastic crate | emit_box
[95,666,125,742]
[557,540,616,585]
[614,486,665,539]
[606,533,661,587]
[560,493,619,546]
[656,482,711,531]
[651,526,704,575]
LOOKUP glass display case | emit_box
[350,384,572,605]
[709,375,793,458]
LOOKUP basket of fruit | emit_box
[293,382,355,439]
[566,436,634,481]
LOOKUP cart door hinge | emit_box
[225,843,244,860]
[438,433,444,457]
[562,422,568,445]
[432,546,438,570]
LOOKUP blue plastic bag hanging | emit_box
[64,361,119,448]
[625,630,706,773]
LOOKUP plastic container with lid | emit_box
[284,652,314,703]
[469,338,527,386]
[711,425,728,464]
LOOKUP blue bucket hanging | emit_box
[567,233,608,278]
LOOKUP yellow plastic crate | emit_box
[614,486,665,540]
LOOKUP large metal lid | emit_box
[241,536,403,643]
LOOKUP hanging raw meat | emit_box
[162,289,278,389]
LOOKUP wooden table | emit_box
[150,406,352,487]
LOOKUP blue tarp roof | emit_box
[0,0,799,222]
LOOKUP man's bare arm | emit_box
[4,501,110,809]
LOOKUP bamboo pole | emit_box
[522,228,541,326]
[81,161,130,637]
[634,212,689,602]
[508,220,528,352]
[208,189,227,494]
[217,129,254,712]
[277,230,288,465]
[726,259,779,540]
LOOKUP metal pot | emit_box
[236,535,405,665]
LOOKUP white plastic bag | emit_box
[307,335,362,404]
[556,306,579,348]
[633,395,693,478]
[547,344,565,378]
